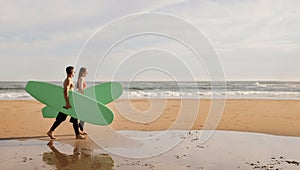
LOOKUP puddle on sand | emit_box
[0,139,114,170]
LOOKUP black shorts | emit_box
[69,117,78,123]
[56,112,67,121]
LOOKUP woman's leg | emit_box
[79,121,85,131]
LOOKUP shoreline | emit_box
[1,99,300,138]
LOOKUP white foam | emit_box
[0,92,31,99]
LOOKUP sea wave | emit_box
[255,82,268,88]
[121,90,300,99]
[1,81,300,100]
[0,92,32,99]
[1,90,300,100]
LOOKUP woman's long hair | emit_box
[77,67,87,88]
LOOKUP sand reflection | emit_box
[43,140,114,169]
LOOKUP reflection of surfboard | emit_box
[42,82,123,118]
[25,81,114,125]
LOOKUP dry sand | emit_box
[1,99,300,138]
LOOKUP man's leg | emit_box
[47,112,67,139]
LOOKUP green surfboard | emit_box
[25,81,114,126]
[42,82,123,118]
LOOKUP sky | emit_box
[1,0,300,81]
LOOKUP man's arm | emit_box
[63,79,71,109]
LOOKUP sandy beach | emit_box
[1,99,300,138]
[1,99,300,169]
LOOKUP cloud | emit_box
[0,0,185,80]
[0,0,300,81]
[0,1,186,55]
[161,0,300,80]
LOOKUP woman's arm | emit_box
[77,77,84,94]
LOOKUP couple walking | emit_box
[47,66,88,140]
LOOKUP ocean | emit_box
[1,81,300,100]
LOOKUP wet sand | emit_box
[1,130,300,169]
[1,99,300,169]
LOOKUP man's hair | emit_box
[66,66,74,74]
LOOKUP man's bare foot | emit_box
[47,131,56,139]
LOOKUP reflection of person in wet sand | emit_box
[43,140,114,170]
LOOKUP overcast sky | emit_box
[1,0,299,81]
